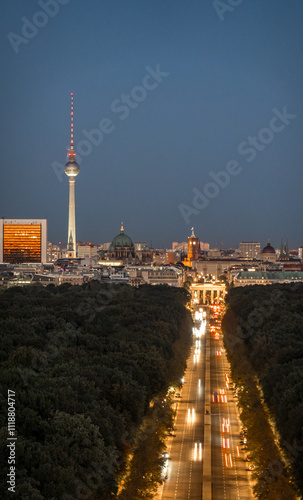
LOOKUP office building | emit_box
[0,219,47,264]
[239,242,260,259]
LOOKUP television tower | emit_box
[64,93,80,258]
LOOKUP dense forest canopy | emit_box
[0,282,192,499]
[222,283,303,496]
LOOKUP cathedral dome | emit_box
[261,240,275,254]
[109,223,134,250]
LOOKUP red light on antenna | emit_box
[70,93,74,150]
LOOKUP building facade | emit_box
[127,266,183,287]
[234,271,303,286]
[77,243,99,265]
[0,219,47,264]
[239,241,260,259]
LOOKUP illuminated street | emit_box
[160,306,253,500]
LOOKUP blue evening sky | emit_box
[0,0,303,248]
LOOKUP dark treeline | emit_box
[0,282,192,499]
[222,283,303,497]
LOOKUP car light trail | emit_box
[224,453,233,468]
[193,442,202,461]
[226,418,230,433]
[187,408,196,424]
[222,418,230,433]
[223,437,230,449]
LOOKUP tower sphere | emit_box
[64,160,80,177]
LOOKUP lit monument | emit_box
[64,93,80,258]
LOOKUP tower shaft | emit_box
[67,178,76,258]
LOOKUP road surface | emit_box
[160,308,253,500]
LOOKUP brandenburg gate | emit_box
[191,282,226,305]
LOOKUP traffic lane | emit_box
[219,351,253,500]
[210,345,226,500]
[163,379,201,497]
[173,345,204,500]
[214,339,250,499]
[161,331,205,499]
[164,372,195,499]
[211,333,252,500]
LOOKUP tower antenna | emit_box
[67,93,76,162]
[70,92,74,149]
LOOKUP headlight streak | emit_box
[193,442,202,461]
[187,408,196,424]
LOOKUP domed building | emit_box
[260,240,276,263]
[101,223,153,265]
[108,223,135,261]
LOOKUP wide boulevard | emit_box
[159,306,253,500]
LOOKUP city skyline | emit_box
[1,1,303,248]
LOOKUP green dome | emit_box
[109,223,134,250]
